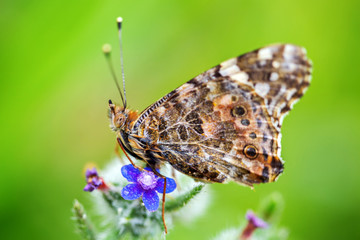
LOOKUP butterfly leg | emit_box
[161,178,167,234]
[114,143,126,164]
[117,137,145,171]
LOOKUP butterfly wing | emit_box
[219,44,312,129]
[129,44,312,186]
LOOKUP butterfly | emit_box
[105,16,311,234]
[109,44,312,187]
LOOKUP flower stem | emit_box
[72,199,97,240]
[240,222,256,240]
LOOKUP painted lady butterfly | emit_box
[105,17,312,232]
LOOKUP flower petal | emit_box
[86,167,98,178]
[91,177,102,187]
[155,177,177,193]
[246,210,268,228]
[121,164,141,182]
[121,183,144,200]
[142,190,159,211]
[83,184,95,192]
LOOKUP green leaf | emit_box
[165,184,205,212]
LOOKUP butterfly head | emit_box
[109,99,128,131]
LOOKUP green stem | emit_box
[72,199,97,240]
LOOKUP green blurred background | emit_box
[1,0,360,239]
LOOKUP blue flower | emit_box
[120,164,177,211]
[83,167,108,192]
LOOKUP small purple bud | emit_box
[83,167,108,192]
[246,210,268,228]
[241,211,268,239]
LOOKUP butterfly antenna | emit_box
[102,44,126,107]
[117,17,127,109]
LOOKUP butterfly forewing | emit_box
[128,44,312,186]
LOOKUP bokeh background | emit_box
[1,0,360,239]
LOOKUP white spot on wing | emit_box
[231,72,249,84]
[258,48,272,60]
[157,106,166,114]
[286,88,297,101]
[220,58,237,69]
[255,83,270,97]
[272,61,280,68]
[219,65,240,76]
[207,81,217,92]
[283,45,297,60]
[270,72,279,81]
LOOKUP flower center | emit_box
[137,171,158,190]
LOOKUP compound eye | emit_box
[243,145,258,159]
[116,115,125,128]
